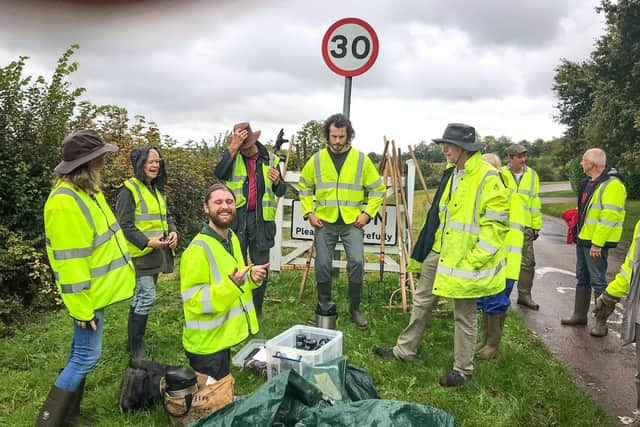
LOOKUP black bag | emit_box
[119,359,181,412]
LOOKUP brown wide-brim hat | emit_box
[231,122,261,149]
[432,123,485,152]
[54,129,118,174]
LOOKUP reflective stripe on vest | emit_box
[123,178,168,257]
[48,187,132,294]
[180,240,223,314]
[226,152,278,220]
[185,301,255,330]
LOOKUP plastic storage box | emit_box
[266,325,343,379]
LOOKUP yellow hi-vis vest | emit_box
[44,181,135,321]
[501,165,541,230]
[299,148,386,223]
[578,175,626,247]
[503,182,526,281]
[432,152,510,298]
[122,177,169,258]
[181,231,260,355]
[225,152,279,221]
[606,219,640,299]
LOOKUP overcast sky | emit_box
[0,0,604,151]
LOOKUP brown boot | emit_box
[476,313,506,360]
[561,286,591,326]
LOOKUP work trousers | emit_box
[393,251,477,376]
[518,228,536,291]
[239,214,270,317]
[185,348,231,381]
[314,222,364,285]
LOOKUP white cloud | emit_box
[0,0,604,152]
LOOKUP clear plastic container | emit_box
[265,325,343,379]
[231,338,267,368]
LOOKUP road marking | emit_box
[556,286,575,294]
[536,266,575,277]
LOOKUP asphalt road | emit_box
[513,213,636,425]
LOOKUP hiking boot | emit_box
[439,370,471,387]
[590,317,609,337]
[374,347,399,360]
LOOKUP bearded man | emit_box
[180,183,269,379]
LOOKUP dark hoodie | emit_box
[576,167,623,248]
[115,146,176,277]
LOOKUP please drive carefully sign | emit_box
[291,200,397,246]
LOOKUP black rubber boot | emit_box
[348,282,368,328]
[128,309,148,360]
[561,286,591,326]
[35,385,74,427]
[252,280,267,319]
[310,282,333,325]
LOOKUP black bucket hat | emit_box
[54,129,118,174]
[432,123,485,152]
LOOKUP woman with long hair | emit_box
[36,129,135,426]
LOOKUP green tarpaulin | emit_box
[189,357,455,427]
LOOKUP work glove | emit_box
[274,128,288,151]
[593,291,620,320]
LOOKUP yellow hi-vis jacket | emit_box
[501,165,542,230]
[502,177,526,281]
[299,148,386,223]
[578,174,626,247]
[606,219,639,298]
[605,219,640,344]
[44,181,135,321]
[225,152,279,221]
[181,230,260,355]
[122,177,169,258]
[432,152,510,298]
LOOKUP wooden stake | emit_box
[379,160,389,283]
[388,143,407,312]
[408,144,432,205]
[299,241,314,299]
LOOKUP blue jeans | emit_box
[575,245,609,296]
[131,275,157,315]
[476,279,516,314]
[55,309,104,392]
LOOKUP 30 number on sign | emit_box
[322,18,379,77]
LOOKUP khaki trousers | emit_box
[393,251,477,375]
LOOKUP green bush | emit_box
[565,156,584,192]
[0,227,60,336]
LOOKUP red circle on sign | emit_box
[322,17,379,77]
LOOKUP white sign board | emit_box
[290,200,397,246]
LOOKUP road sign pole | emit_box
[342,76,352,119]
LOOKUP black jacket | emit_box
[214,142,286,251]
[116,146,176,277]
[410,166,455,262]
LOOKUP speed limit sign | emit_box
[322,17,379,77]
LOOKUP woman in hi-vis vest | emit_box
[37,130,135,426]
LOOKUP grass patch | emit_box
[542,200,640,242]
[0,182,617,426]
[0,270,613,427]
[539,190,576,197]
